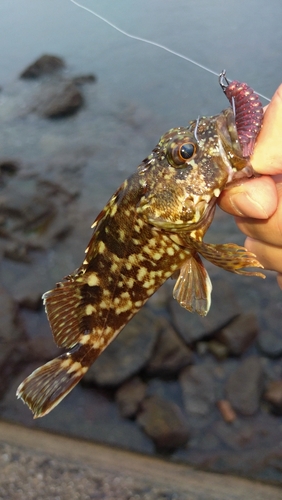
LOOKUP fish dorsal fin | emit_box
[173,253,212,317]
[43,279,87,348]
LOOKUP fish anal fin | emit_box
[194,242,265,278]
[16,353,89,418]
[43,280,85,348]
[173,253,212,317]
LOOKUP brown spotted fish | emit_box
[17,74,265,417]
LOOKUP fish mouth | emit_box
[185,195,217,229]
[225,164,255,191]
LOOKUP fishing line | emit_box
[69,0,270,102]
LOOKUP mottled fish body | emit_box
[17,81,264,418]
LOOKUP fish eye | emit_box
[169,140,197,167]
[179,143,196,160]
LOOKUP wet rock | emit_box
[216,313,259,355]
[0,159,19,180]
[179,364,217,419]
[83,307,161,387]
[20,54,65,78]
[146,319,193,376]
[0,175,55,231]
[34,81,83,118]
[170,279,240,343]
[136,396,190,450]
[0,170,74,263]
[115,377,147,418]
[225,356,264,415]
[72,74,96,85]
[263,380,282,415]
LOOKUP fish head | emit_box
[137,108,251,235]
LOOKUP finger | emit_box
[245,237,282,274]
[277,274,282,290]
[219,175,278,218]
[251,83,282,175]
[234,182,282,245]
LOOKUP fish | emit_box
[16,75,265,418]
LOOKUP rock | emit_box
[0,169,74,263]
[0,287,25,395]
[0,159,19,179]
[4,252,63,310]
[19,309,61,361]
[258,329,282,358]
[179,364,217,418]
[72,74,96,85]
[147,379,184,409]
[207,340,229,360]
[145,319,193,376]
[225,356,264,415]
[216,313,259,356]
[217,399,237,423]
[136,396,190,450]
[0,287,23,348]
[26,335,61,362]
[257,303,282,358]
[83,306,161,386]
[263,380,282,415]
[3,241,31,263]
[213,419,256,451]
[34,81,83,118]
[0,174,55,238]
[196,341,209,356]
[169,278,240,343]
[20,54,65,78]
[115,377,147,418]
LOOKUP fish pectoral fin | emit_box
[16,353,89,418]
[43,279,89,348]
[173,253,212,317]
[193,241,265,278]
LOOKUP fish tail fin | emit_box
[173,253,212,316]
[16,352,89,418]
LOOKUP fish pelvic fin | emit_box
[16,352,89,418]
[173,253,212,317]
[192,241,265,278]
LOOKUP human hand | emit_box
[218,84,282,288]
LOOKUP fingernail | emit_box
[230,192,269,218]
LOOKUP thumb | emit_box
[251,83,282,175]
[219,175,277,218]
